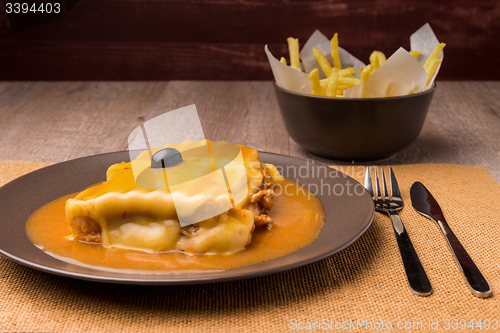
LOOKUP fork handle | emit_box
[389,211,433,296]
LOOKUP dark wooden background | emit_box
[1,0,499,80]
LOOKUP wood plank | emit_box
[0,81,168,162]
[135,81,291,155]
[0,40,273,80]
[0,80,291,161]
[1,40,498,80]
[1,0,499,80]
[2,0,498,46]
[1,81,499,181]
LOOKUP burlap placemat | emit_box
[0,161,499,333]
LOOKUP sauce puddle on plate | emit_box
[26,179,325,273]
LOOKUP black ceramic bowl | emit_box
[274,83,436,161]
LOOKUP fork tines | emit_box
[364,166,401,202]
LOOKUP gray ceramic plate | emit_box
[0,152,374,285]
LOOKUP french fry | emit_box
[423,43,446,73]
[330,33,342,70]
[337,84,357,90]
[283,31,444,98]
[325,72,339,97]
[425,58,441,85]
[338,77,361,86]
[338,67,356,77]
[320,79,327,91]
[320,75,359,96]
[360,65,372,81]
[309,69,324,96]
[287,37,301,70]
[409,50,421,58]
[312,47,332,77]
[280,57,287,65]
[321,77,358,87]
[369,51,386,71]
[321,81,358,91]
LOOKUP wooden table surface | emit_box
[1,81,500,182]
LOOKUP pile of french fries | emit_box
[283,34,445,97]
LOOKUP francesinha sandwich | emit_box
[65,140,283,255]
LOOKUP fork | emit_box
[365,167,432,296]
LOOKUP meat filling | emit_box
[250,189,274,210]
[72,216,102,243]
[71,164,277,244]
[249,164,276,229]
[254,214,274,228]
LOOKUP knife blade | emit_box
[410,181,492,298]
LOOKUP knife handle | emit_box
[389,211,432,296]
[437,219,492,298]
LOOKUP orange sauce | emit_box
[26,179,325,273]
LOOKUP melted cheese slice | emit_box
[66,141,269,254]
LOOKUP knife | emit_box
[410,181,492,298]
